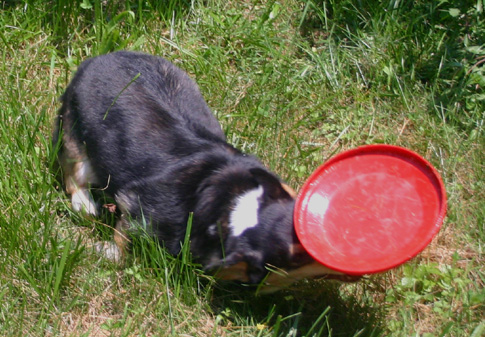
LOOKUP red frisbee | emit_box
[294,145,447,275]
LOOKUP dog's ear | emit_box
[249,168,294,200]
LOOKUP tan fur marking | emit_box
[282,183,297,199]
[289,243,306,256]
[58,120,99,215]
[214,262,250,282]
[113,216,131,260]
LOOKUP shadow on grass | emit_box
[65,190,384,337]
[210,280,384,337]
[50,152,383,337]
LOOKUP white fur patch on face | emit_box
[229,186,264,237]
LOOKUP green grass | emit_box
[0,0,483,335]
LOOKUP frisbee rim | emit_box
[294,144,447,275]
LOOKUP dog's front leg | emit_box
[94,215,130,263]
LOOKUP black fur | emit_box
[55,51,318,285]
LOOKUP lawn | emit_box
[0,0,483,336]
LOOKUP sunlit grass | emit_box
[0,0,483,336]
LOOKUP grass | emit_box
[0,0,483,335]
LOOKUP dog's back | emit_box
[60,51,227,192]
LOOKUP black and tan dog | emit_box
[54,51,357,290]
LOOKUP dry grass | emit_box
[0,1,483,336]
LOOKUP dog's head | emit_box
[198,167,360,292]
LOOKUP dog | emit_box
[54,51,358,291]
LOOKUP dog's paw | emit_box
[94,241,122,263]
[71,190,98,216]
